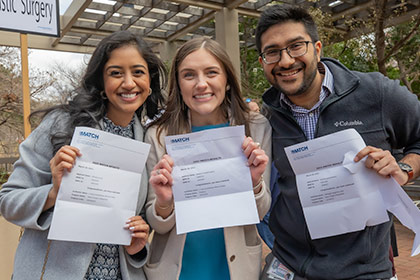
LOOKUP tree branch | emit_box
[383,12,420,62]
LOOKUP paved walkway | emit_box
[393,221,420,279]
[262,221,420,279]
[2,215,419,280]
[0,217,20,280]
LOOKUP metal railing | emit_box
[402,179,420,210]
[403,179,420,199]
[0,157,18,173]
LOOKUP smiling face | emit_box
[178,48,228,126]
[103,45,150,126]
[259,21,323,106]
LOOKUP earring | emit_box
[100,91,107,100]
[226,85,231,91]
[148,88,153,96]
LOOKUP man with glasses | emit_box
[257,5,420,280]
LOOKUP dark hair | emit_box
[32,31,167,153]
[255,5,319,53]
[154,37,250,144]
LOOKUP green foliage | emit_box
[388,20,420,96]
[323,39,378,73]
[239,16,270,104]
[386,66,400,81]
[0,169,9,186]
[240,47,270,102]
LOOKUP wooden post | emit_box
[20,33,31,138]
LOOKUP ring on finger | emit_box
[156,169,160,175]
[255,142,261,148]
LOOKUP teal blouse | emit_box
[179,122,230,280]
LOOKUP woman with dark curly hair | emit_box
[0,30,167,280]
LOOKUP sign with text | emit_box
[0,0,60,37]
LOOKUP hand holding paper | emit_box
[354,145,411,186]
[44,145,81,211]
[284,129,420,256]
[124,216,150,255]
[48,127,151,245]
[149,154,175,217]
[242,136,269,188]
[160,125,261,234]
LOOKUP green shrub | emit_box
[0,170,10,186]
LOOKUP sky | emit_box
[29,49,88,71]
[29,0,86,71]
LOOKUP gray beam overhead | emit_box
[0,0,417,53]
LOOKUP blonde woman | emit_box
[144,37,272,280]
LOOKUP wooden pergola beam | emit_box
[52,0,93,47]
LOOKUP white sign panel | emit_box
[0,0,59,37]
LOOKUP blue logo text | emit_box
[291,146,308,154]
[171,137,189,144]
[80,131,99,139]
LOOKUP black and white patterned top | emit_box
[102,116,135,139]
[84,116,135,280]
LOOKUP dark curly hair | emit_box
[32,30,167,153]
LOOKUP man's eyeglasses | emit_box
[260,41,313,65]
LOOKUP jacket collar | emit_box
[322,57,360,97]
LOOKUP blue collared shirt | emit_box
[280,62,334,140]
